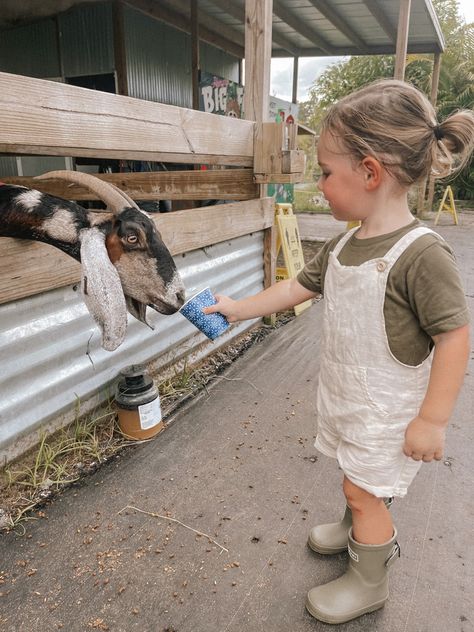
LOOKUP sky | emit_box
[270,0,474,103]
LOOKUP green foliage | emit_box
[300,0,474,199]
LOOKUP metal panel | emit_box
[0,233,264,463]
[124,4,240,106]
[201,42,240,83]
[124,5,192,107]
[0,18,60,78]
[59,1,114,77]
[0,157,18,177]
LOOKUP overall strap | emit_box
[382,226,438,266]
[331,227,359,258]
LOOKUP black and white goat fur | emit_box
[0,171,185,351]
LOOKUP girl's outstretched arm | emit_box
[202,278,318,323]
[403,323,470,462]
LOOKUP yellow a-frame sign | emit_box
[434,185,458,225]
[275,203,312,316]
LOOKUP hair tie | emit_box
[433,125,444,141]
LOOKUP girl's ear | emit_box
[361,156,382,190]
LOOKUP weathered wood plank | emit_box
[0,71,254,165]
[253,173,305,184]
[244,0,272,124]
[2,169,259,201]
[0,198,274,305]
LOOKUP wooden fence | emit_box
[0,70,305,306]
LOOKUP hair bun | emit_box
[433,125,444,141]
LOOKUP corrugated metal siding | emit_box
[124,4,240,107]
[59,1,114,77]
[0,18,60,78]
[0,233,264,463]
[0,157,18,177]
[200,43,240,84]
[124,5,192,107]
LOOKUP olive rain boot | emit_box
[306,528,400,625]
[307,497,393,555]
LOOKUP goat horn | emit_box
[35,170,137,214]
[106,182,141,211]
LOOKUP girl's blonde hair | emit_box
[321,79,474,187]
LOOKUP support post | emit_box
[244,0,272,124]
[113,1,129,96]
[191,0,200,111]
[244,0,275,322]
[394,0,411,80]
[292,56,299,104]
[425,52,442,215]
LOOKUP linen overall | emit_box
[315,226,436,498]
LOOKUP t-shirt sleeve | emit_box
[297,237,337,294]
[407,238,470,337]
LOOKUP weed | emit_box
[0,400,120,532]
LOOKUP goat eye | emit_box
[126,234,138,245]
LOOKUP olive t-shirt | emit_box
[297,219,469,366]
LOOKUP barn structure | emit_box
[0,0,445,463]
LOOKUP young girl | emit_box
[204,79,473,624]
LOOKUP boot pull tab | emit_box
[385,541,401,568]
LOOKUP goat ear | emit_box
[79,228,128,351]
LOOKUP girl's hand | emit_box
[202,294,240,322]
[403,416,445,462]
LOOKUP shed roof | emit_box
[0,0,445,58]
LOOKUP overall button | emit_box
[376,260,387,272]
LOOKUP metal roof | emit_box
[0,0,445,57]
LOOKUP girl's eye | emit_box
[126,234,138,245]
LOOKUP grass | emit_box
[0,317,296,533]
[453,199,474,212]
[0,375,202,532]
[294,182,474,215]
[0,399,123,533]
[293,183,331,214]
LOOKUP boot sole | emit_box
[305,595,387,624]
[307,535,348,555]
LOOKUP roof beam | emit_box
[272,0,334,55]
[270,29,301,57]
[207,0,299,57]
[307,0,368,51]
[362,0,397,43]
[124,0,244,58]
[271,42,443,58]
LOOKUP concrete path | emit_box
[0,213,473,632]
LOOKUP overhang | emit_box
[0,0,445,58]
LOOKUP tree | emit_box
[301,0,474,199]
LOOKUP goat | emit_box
[0,171,185,351]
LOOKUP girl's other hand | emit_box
[403,416,445,462]
[202,294,240,322]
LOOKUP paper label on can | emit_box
[138,397,162,430]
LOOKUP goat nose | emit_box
[176,289,185,305]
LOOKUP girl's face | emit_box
[316,132,368,222]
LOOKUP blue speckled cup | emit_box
[179,287,230,340]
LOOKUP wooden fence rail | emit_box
[2,169,259,201]
[0,71,254,166]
